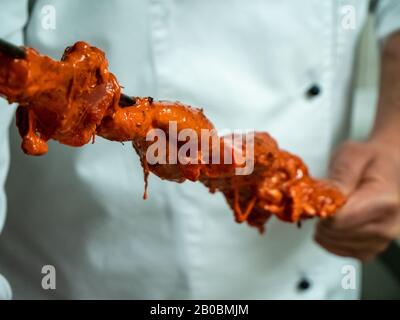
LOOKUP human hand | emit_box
[314,140,400,261]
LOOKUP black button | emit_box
[306,84,321,98]
[297,278,311,291]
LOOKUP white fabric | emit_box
[0,0,399,299]
[0,0,28,300]
[376,0,400,43]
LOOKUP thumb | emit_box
[329,141,373,195]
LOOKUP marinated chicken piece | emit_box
[0,41,346,232]
[0,42,120,155]
[99,99,345,232]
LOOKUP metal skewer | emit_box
[0,38,136,107]
[0,39,26,59]
[119,94,136,107]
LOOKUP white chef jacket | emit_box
[0,0,399,300]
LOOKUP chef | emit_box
[0,0,399,299]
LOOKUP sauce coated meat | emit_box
[0,41,346,232]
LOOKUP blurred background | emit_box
[1,1,399,300]
[4,16,398,300]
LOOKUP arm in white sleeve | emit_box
[376,0,400,43]
[0,0,29,300]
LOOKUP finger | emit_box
[316,219,380,242]
[314,233,358,258]
[320,189,398,230]
[317,209,400,257]
[329,141,373,195]
[314,231,386,261]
